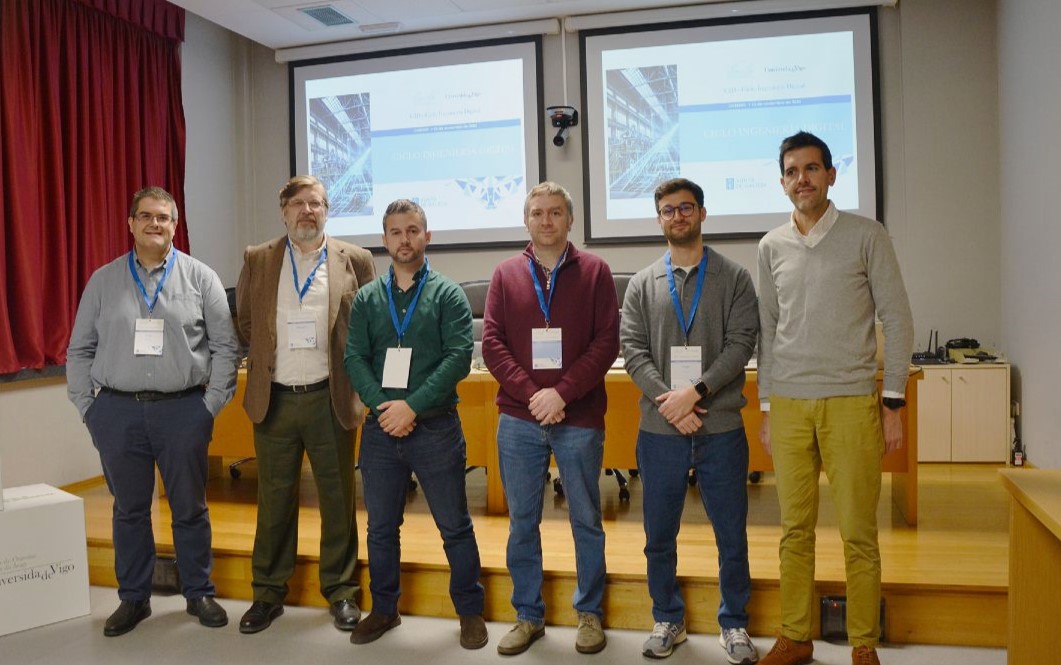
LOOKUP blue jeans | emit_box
[497,413,606,622]
[358,412,484,616]
[636,427,751,628]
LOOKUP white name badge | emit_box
[287,312,317,350]
[134,318,164,356]
[532,327,563,370]
[383,347,413,389]
[670,345,702,390]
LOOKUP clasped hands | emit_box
[656,384,706,435]
[377,399,417,437]
[529,387,566,425]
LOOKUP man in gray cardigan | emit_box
[756,131,913,665]
[621,178,760,664]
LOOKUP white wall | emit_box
[998,0,1061,468]
[182,12,245,287]
[0,379,100,488]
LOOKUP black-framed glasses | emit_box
[657,202,698,221]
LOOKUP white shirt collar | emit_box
[790,202,838,248]
[288,233,327,258]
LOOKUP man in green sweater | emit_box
[757,132,913,665]
[343,199,487,650]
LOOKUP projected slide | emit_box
[603,31,856,220]
[583,12,878,240]
[305,58,526,236]
[293,40,542,247]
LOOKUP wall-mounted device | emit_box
[547,105,579,147]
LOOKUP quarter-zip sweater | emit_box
[482,242,619,430]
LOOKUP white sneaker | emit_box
[642,621,687,659]
[719,627,759,664]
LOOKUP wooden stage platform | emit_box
[78,463,1009,648]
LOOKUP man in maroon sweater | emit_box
[482,181,619,657]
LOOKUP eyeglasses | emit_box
[657,202,698,221]
[286,199,325,211]
[134,212,173,224]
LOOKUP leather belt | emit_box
[102,386,204,401]
[271,378,329,394]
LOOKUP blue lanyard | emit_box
[527,247,568,327]
[385,259,430,346]
[287,239,328,304]
[664,249,708,343]
[128,247,176,315]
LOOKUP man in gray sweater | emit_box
[756,132,913,665]
[621,178,760,664]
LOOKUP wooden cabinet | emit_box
[917,364,1010,462]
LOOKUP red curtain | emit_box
[0,0,187,374]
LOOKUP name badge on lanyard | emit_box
[134,318,165,356]
[382,260,430,389]
[528,249,566,370]
[383,348,413,389]
[286,239,326,349]
[664,249,708,390]
[129,248,176,357]
[287,312,317,349]
[532,328,562,369]
[670,346,702,390]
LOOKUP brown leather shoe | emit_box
[759,635,814,665]
[852,645,881,665]
[459,614,488,649]
[350,611,401,644]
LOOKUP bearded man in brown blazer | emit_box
[235,175,376,635]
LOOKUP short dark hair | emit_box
[778,131,833,173]
[129,187,178,221]
[382,199,427,230]
[653,178,704,209]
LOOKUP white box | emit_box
[0,484,91,636]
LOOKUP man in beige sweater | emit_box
[757,132,913,665]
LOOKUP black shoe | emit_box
[330,599,361,631]
[239,601,284,634]
[186,596,228,628]
[349,611,401,644]
[104,600,151,637]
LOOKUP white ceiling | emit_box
[169,0,737,50]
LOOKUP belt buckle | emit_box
[292,383,309,394]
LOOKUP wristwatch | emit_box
[882,397,906,410]
[692,379,709,398]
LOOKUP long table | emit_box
[211,368,920,523]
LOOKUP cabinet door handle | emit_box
[942,376,950,384]
[957,375,967,384]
